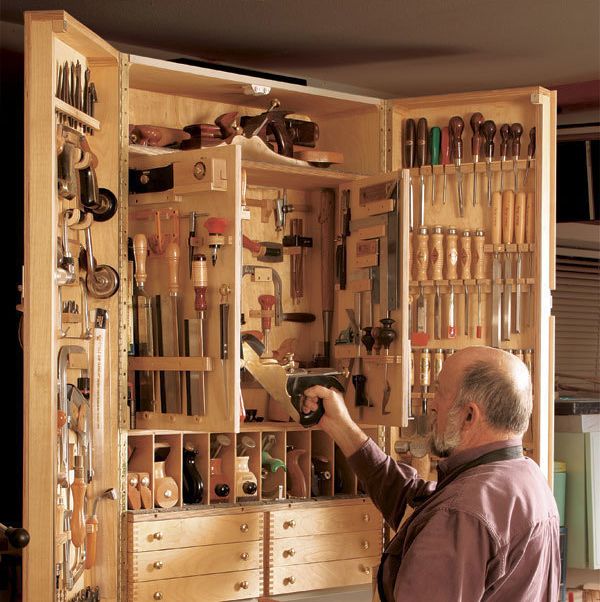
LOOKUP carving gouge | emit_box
[449,116,465,217]
[441,126,450,205]
[501,190,515,341]
[511,123,524,192]
[430,127,440,204]
[499,124,511,193]
[482,120,496,206]
[470,113,484,207]
[417,118,428,225]
[523,127,536,187]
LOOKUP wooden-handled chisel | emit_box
[514,192,526,333]
[473,229,485,339]
[417,117,428,225]
[482,120,496,206]
[446,227,458,338]
[491,192,502,347]
[188,254,208,415]
[511,123,524,192]
[502,190,515,341]
[460,230,472,335]
[430,225,444,340]
[164,242,182,413]
[470,113,484,207]
[242,234,283,262]
[526,192,535,327]
[449,116,465,217]
[499,124,511,193]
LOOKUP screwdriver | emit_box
[441,126,450,205]
[417,118,428,225]
[499,124,511,193]
[404,119,416,225]
[430,127,441,205]
[470,113,484,207]
[482,120,496,206]
[523,127,536,187]
[511,123,524,192]
[449,116,465,217]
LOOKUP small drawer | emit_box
[271,531,382,566]
[130,512,262,551]
[269,503,379,539]
[130,540,261,581]
[129,569,261,601]
[268,557,380,595]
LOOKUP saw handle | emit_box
[166,242,180,295]
[293,375,345,428]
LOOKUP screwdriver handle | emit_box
[502,190,515,245]
[470,112,484,161]
[430,226,444,281]
[420,349,431,388]
[491,192,502,246]
[500,124,512,158]
[403,119,416,168]
[528,127,536,159]
[415,227,429,281]
[416,118,428,168]
[460,231,472,280]
[511,123,524,159]
[430,127,441,165]
[192,255,208,312]
[482,120,497,160]
[440,127,450,166]
[166,241,180,295]
[133,233,148,288]
[445,228,459,280]
[449,116,464,161]
[515,192,526,245]
[473,229,486,280]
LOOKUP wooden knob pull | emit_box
[240,523,249,533]
[153,532,163,541]
[165,242,180,295]
[491,192,502,246]
[284,519,296,529]
[502,190,515,245]
[361,540,370,550]
[363,513,370,523]
[285,548,296,557]
[514,192,526,245]
[153,561,164,569]
[133,233,148,288]
[285,576,296,585]
[361,565,371,575]
[153,593,163,601]
[240,552,249,561]
[240,581,249,590]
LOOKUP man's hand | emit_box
[302,385,368,457]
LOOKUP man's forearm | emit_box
[325,419,368,457]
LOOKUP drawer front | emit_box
[129,569,260,601]
[268,557,380,595]
[269,503,380,538]
[271,530,382,566]
[130,540,261,581]
[131,513,262,551]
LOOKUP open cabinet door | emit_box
[23,12,123,601]
[335,170,411,428]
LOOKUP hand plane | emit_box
[242,334,344,427]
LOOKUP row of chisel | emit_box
[67,586,100,602]
[404,115,536,220]
[56,60,97,133]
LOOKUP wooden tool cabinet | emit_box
[22,10,556,602]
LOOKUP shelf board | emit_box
[54,98,100,131]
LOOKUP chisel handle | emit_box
[84,515,98,569]
[449,116,464,161]
[470,112,484,161]
[491,192,502,246]
[419,349,431,388]
[502,190,515,245]
[166,242,181,295]
[430,226,444,281]
[473,229,486,279]
[417,118,428,167]
[500,124,511,158]
[511,123,524,159]
[528,127,536,159]
[514,192,526,245]
[192,255,208,312]
[71,459,86,548]
[415,227,429,281]
[404,119,416,168]
[440,127,450,166]
[526,192,535,244]
[445,228,459,280]
[430,127,441,165]
[460,231,472,279]
[133,233,148,288]
[482,120,496,160]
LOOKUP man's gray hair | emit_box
[454,359,533,435]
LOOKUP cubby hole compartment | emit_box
[182,432,210,506]
[235,432,261,501]
[285,430,311,499]
[260,431,287,501]
[154,433,183,509]
[127,433,154,510]
[311,431,335,497]
[209,432,235,503]
[334,445,358,496]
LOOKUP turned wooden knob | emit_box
[239,581,249,590]
[240,552,249,561]
[361,565,371,575]
[153,593,163,600]
[240,523,249,533]
[284,519,296,529]
[361,540,370,550]
[363,513,370,523]
[285,576,296,585]
[284,548,296,557]
[153,561,163,570]
[153,532,163,541]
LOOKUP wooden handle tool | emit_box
[404,119,416,230]
[511,123,524,191]
[502,190,515,340]
[473,229,485,339]
[430,226,444,340]
[417,117,428,226]
[441,126,450,205]
[482,120,496,206]
[470,112,484,207]
[491,191,503,347]
[430,127,441,205]
[514,192,526,333]
[190,254,208,416]
[449,116,465,217]
[70,455,86,548]
[523,127,536,187]
[133,233,148,289]
[460,230,472,335]
[259,294,276,358]
[446,227,458,338]
[499,123,511,193]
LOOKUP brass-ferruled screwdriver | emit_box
[430,127,441,205]
[523,127,536,187]
[441,126,450,205]
[482,120,496,206]
[499,124,511,193]
[449,116,465,217]
[511,123,524,192]
[470,113,484,207]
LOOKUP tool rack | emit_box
[22,11,556,602]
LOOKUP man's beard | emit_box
[429,404,463,458]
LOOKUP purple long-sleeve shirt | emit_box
[348,438,561,601]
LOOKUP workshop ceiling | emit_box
[1,0,599,98]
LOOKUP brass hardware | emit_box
[240,552,249,561]
[284,519,296,529]
[240,523,249,533]
[284,548,296,558]
[140,174,149,185]
[153,593,163,601]
[362,513,370,523]
[193,161,206,180]
[361,540,370,550]
[239,581,249,590]
[361,565,371,575]
[153,532,163,541]
[284,576,296,585]
[153,561,164,569]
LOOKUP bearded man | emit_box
[302,346,560,602]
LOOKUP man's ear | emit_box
[463,402,481,429]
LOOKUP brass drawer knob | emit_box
[362,513,370,523]
[361,565,371,575]
[240,523,249,533]
[361,540,370,550]
[153,561,164,570]
[284,576,296,585]
[153,593,163,601]
[153,532,163,541]
[239,580,249,590]
[283,519,296,529]
[240,552,249,561]
[284,548,296,558]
